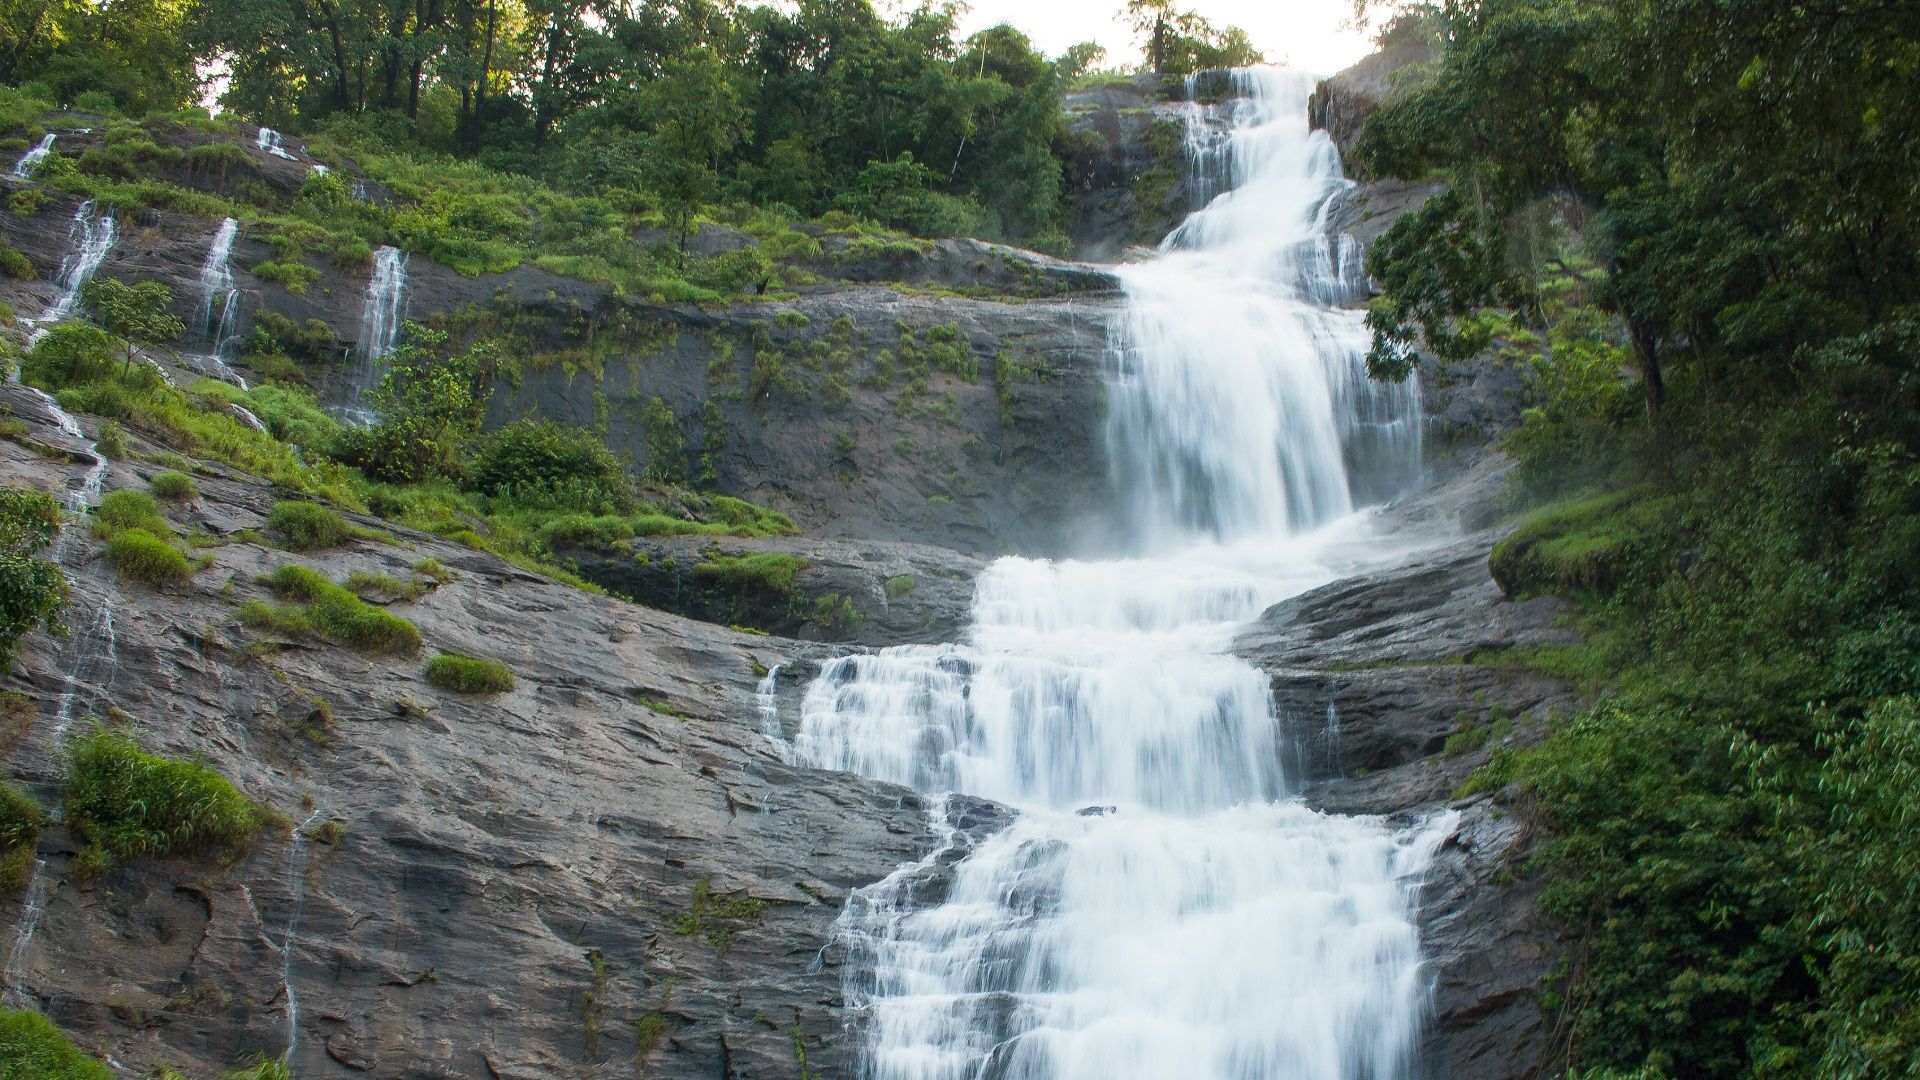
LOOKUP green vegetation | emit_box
[423,652,515,694]
[671,876,769,955]
[148,470,198,501]
[1357,0,1920,1074]
[884,574,917,599]
[64,728,267,876]
[81,278,184,368]
[691,552,804,597]
[0,781,43,892]
[0,485,66,673]
[104,527,195,586]
[0,1009,111,1080]
[265,500,349,551]
[241,564,422,655]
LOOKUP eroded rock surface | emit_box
[0,385,951,1079]
[1235,456,1573,1080]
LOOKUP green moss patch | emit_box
[423,652,515,694]
[241,564,422,655]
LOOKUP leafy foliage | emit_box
[265,500,350,551]
[0,485,66,672]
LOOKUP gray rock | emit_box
[0,396,958,1079]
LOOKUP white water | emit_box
[30,200,117,334]
[791,69,1449,1080]
[1,380,114,1011]
[281,808,326,1071]
[337,245,407,424]
[191,217,249,388]
[11,132,55,177]
[256,126,296,160]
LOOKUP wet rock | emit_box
[1234,454,1571,1080]
[560,534,984,647]
[0,401,962,1079]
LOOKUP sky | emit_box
[948,0,1377,78]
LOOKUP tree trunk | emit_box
[1626,311,1665,422]
[316,0,353,110]
[470,0,496,154]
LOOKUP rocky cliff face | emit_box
[1235,454,1572,1080]
[2,383,955,1078]
[2,73,1564,1080]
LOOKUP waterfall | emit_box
[256,127,296,160]
[11,133,55,178]
[1,859,49,1008]
[337,246,407,425]
[30,201,117,334]
[793,68,1448,1080]
[280,808,326,1074]
[191,218,248,389]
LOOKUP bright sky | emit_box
[949,0,1376,78]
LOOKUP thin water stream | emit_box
[791,69,1450,1080]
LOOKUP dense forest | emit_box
[1357,0,1920,1076]
[0,0,1256,252]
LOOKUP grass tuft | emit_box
[423,652,516,694]
[64,729,266,876]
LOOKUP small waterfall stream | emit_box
[256,127,296,160]
[191,217,249,388]
[791,69,1448,1080]
[336,246,407,424]
[11,132,55,178]
[1,380,115,1011]
[29,201,117,335]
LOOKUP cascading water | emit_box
[335,246,407,425]
[30,200,117,334]
[191,217,249,388]
[12,132,55,177]
[790,69,1449,1080]
[256,127,296,160]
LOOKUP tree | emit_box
[0,485,67,673]
[81,278,184,374]
[1123,1,1263,75]
[332,323,496,483]
[631,47,747,264]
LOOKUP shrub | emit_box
[0,244,33,280]
[0,485,66,672]
[64,729,265,875]
[468,419,633,512]
[8,188,45,216]
[148,470,197,501]
[93,419,128,460]
[423,652,515,694]
[246,564,422,654]
[92,488,172,538]
[266,500,349,550]
[0,781,43,893]
[105,528,195,586]
[0,1009,112,1080]
[884,574,916,599]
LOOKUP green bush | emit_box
[8,188,45,216]
[148,470,198,501]
[64,729,265,875]
[104,527,195,586]
[0,1009,111,1080]
[0,244,34,280]
[0,485,67,673]
[266,500,349,551]
[423,652,516,693]
[884,574,916,599]
[0,781,43,893]
[92,489,172,539]
[468,419,633,513]
[246,564,422,654]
